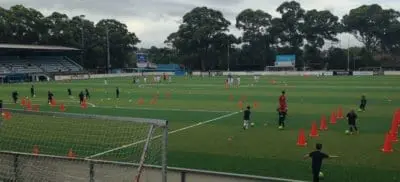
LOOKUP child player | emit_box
[346,109,358,134]
[243,106,251,130]
[12,91,18,104]
[47,91,54,104]
[30,85,35,98]
[116,87,120,99]
[85,88,90,100]
[304,143,339,182]
[79,91,85,104]
[358,95,367,112]
[278,91,288,129]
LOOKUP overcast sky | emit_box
[1,0,400,48]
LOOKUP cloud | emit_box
[0,0,399,47]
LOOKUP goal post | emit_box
[0,102,168,182]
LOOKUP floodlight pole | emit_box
[106,27,111,74]
[227,38,230,71]
[347,36,350,71]
[80,15,85,68]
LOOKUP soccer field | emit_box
[0,76,400,182]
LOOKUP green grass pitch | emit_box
[0,75,400,182]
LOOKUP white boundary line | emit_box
[85,111,240,159]
[9,99,231,113]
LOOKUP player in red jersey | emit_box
[279,91,287,109]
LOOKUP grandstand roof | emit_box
[0,44,80,51]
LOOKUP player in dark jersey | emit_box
[116,87,120,99]
[12,91,18,104]
[85,88,90,100]
[358,95,367,112]
[304,143,338,182]
[346,109,358,134]
[277,106,287,129]
[47,91,54,104]
[30,85,35,98]
[68,88,72,96]
[243,106,251,130]
[79,91,85,104]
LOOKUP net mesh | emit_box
[0,109,166,182]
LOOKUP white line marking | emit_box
[9,99,230,113]
[85,111,240,159]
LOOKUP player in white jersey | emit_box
[143,76,147,83]
[236,76,241,87]
[168,76,172,83]
[104,79,108,85]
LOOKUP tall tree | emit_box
[236,9,275,67]
[303,9,341,68]
[166,7,231,70]
[342,4,400,53]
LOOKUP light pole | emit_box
[106,27,111,74]
[79,15,85,67]
[227,38,230,71]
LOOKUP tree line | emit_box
[0,2,399,71]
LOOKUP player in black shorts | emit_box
[277,106,287,129]
[12,91,18,104]
[347,109,358,134]
[243,106,251,130]
[47,91,54,104]
[358,95,367,112]
[304,143,338,182]
[116,87,120,99]
[68,88,72,96]
[79,91,85,104]
[30,85,35,98]
[85,88,90,100]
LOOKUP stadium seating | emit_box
[0,56,82,74]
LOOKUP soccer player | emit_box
[277,106,287,129]
[358,95,367,112]
[67,88,72,96]
[346,109,358,134]
[85,88,90,100]
[143,76,147,84]
[243,106,251,130]
[79,91,85,104]
[47,91,54,104]
[30,85,35,98]
[304,143,339,182]
[12,91,18,104]
[116,87,120,99]
[236,76,241,87]
[279,91,287,109]
[104,79,108,85]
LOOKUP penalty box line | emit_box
[85,111,241,159]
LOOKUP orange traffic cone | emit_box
[33,145,39,156]
[238,101,243,109]
[21,98,26,106]
[389,130,398,142]
[381,133,394,153]
[395,110,400,127]
[60,104,65,112]
[33,104,40,112]
[337,106,343,119]
[320,115,328,130]
[309,122,319,137]
[67,148,76,159]
[137,98,144,105]
[2,112,11,120]
[253,101,259,109]
[150,97,158,105]
[26,100,32,111]
[330,111,337,124]
[297,129,307,146]
[50,99,56,107]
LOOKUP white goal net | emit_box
[0,106,168,182]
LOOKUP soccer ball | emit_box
[319,171,324,179]
[278,126,284,130]
[250,122,255,127]
[345,130,350,135]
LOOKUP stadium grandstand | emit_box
[0,44,84,83]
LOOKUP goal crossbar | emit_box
[2,108,168,127]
